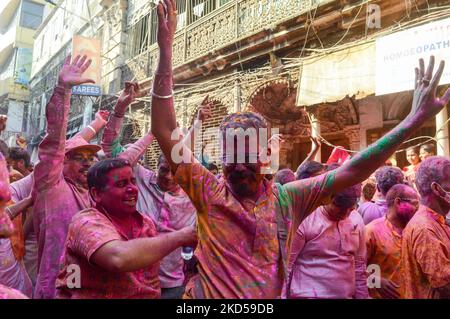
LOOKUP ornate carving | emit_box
[122,51,150,83]
[309,97,360,132]
[173,33,186,67]
[247,79,302,121]
[344,125,361,150]
[185,5,236,62]
[127,0,152,27]
[238,0,318,38]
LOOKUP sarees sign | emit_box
[72,36,102,96]
[376,17,450,96]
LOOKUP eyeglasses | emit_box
[68,155,96,163]
[399,198,420,206]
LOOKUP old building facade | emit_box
[111,0,449,170]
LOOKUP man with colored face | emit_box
[402,156,450,299]
[56,158,196,298]
[366,184,419,299]
[358,166,405,225]
[32,54,101,299]
[6,110,109,291]
[285,184,368,299]
[101,83,197,299]
[7,147,32,178]
[151,0,450,299]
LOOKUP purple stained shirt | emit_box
[358,199,388,225]
[286,207,368,299]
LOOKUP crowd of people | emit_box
[0,0,449,299]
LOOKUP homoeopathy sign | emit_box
[72,36,102,96]
[376,17,450,95]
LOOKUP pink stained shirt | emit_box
[174,162,333,299]
[286,207,368,299]
[101,113,197,288]
[55,207,160,299]
[32,86,93,299]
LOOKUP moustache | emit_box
[228,170,257,181]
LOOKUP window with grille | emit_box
[188,0,217,24]
[130,14,150,57]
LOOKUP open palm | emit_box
[156,0,177,50]
[58,54,95,89]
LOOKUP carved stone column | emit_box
[344,125,361,151]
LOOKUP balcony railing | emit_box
[123,0,324,83]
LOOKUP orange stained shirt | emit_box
[175,162,333,299]
[401,206,450,299]
[365,216,403,298]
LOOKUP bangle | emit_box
[5,207,14,220]
[151,91,173,99]
[87,125,97,134]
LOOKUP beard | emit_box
[227,170,259,197]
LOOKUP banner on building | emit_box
[376,17,450,96]
[72,36,102,96]
[14,48,33,85]
[296,42,375,106]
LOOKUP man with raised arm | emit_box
[32,55,101,299]
[8,109,109,289]
[150,0,450,299]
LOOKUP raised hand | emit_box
[309,136,322,151]
[411,56,450,120]
[58,54,95,89]
[117,82,141,107]
[95,110,110,122]
[156,0,177,52]
[196,95,214,122]
[268,133,285,154]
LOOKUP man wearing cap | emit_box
[7,110,109,290]
[32,54,98,298]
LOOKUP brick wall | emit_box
[145,101,229,170]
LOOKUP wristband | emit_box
[87,125,97,134]
[151,91,174,99]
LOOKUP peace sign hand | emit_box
[411,56,450,121]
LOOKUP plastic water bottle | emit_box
[181,247,193,260]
